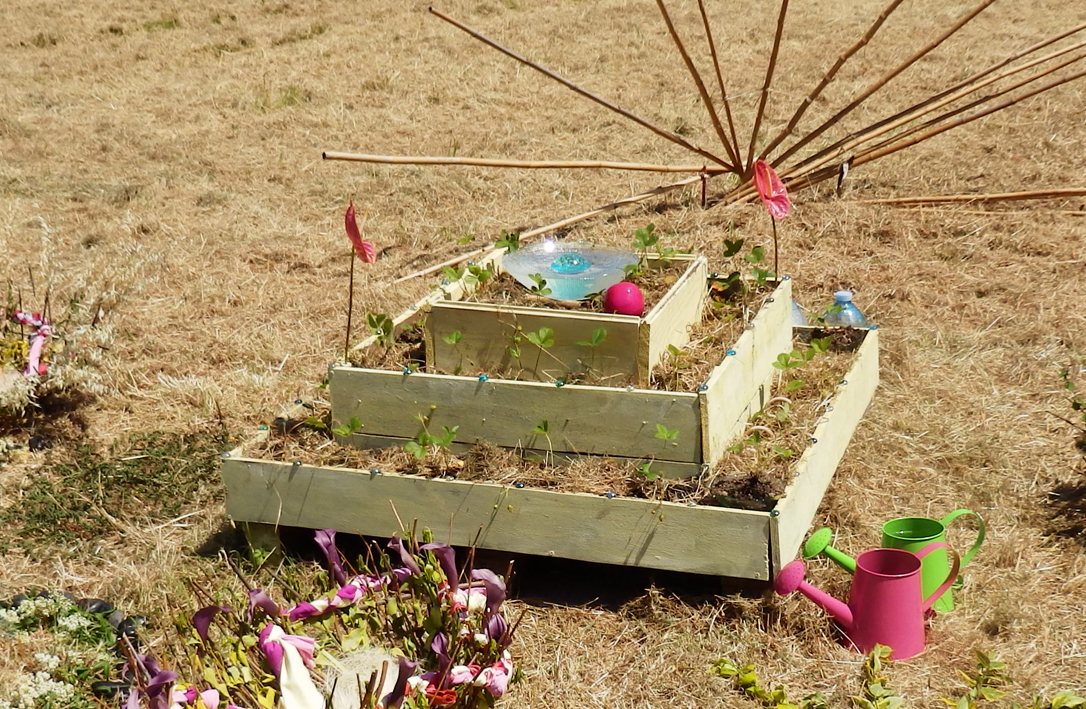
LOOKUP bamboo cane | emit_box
[757,0,907,162]
[792,22,1086,171]
[428,7,733,170]
[774,0,997,166]
[851,188,1086,205]
[844,52,1086,166]
[322,151,725,173]
[696,0,742,167]
[654,0,740,166]
[848,65,1086,169]
[786,45,1086,180]
[745,0,791,172]
[389,174,707,285]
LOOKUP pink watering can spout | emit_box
[774,560,854,631]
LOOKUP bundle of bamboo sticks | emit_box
[325,2,1086,281]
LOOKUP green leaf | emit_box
[784,379,805,393]
[638,461,658,481]
[655,424,678,441]
[342,626,367,652]
[576,328,608,348]
[723,238,745,258]
[773,353,792,370]
[331,417,363,437]
[403,441,426,460]
[496,230,520,252]
[633,222,658,250]
[526,327,555,349]
[442,330,464,346]
[533,420,549,435]
[744,246,766,264]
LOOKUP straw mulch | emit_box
[1,0,1085,705]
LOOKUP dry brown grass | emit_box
[1,0,1085,705]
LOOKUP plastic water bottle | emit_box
[823,290,868,327]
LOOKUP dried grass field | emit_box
[1,0,1085,706]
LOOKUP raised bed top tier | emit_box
[424,254,708,387]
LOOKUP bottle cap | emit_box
[834,290,854,302]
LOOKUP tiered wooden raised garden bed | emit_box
[221,246,879,581]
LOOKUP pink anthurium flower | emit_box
[752,160,791,220]
[473,658,513,697]
[345,202,377,264]
[191,605,230,645]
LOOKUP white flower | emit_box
[56,613,92,633]
[33,653,61,670]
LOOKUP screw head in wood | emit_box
[726,349,736,356]
[556,380,565,387]
[402,367,412,376]
[222,452,230,458]
[514,482,525,488]
[478,374,488,382]
[370,467,380,475]
[605,491,616,498]
[698,384,708,391]
[294,399,303,404]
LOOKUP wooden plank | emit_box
[701,278,794,462]
[222,457,774,579]
[336,431,705,480]
[330,367,702,463]
[643,256,708,380]
[426,301,641,383]
[771,327,880,572]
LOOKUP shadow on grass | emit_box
[264,525,771,612]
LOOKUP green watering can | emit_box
[802,510,985,613]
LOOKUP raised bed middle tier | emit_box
[330,277,793,478]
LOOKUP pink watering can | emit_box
[775,543,960,660]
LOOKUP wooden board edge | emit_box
[222,456,774,579]
[771,327,880,565]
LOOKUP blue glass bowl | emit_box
[502,241,638,301]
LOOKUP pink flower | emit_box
[753,160,791,220]
[473,658,513,697]
[345,202,377,264]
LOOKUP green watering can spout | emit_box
[802,527,857,573]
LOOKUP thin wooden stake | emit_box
[848,54,1086,165]
[758,0,907,161]
[848,65,1086,169]
[322,151,725,173]
[774,0,997,165]
[790,41,1086,176]
[696,0,742,166]
[791,22,1086,171]
[428,7,732,170]
[745,0,791,172]
[850,188,1086,205]
[344,252,356,363]
[654,0,739,166]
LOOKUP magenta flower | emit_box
[381,657,419,709]
[752,160,791,220]
[314,528,347,586]
[387,536,421,576]
[247,589,280,621]
[470,569,506,616]
[258,623,316,678]
[421,542,459,592]
[191,605,230,645]
[473,658,513,697]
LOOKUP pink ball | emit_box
[603,282,645,316]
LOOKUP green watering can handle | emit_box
[940,508,986,568]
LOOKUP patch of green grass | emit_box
[0,429,227,557]
[144,16,180,32]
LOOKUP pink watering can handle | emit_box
[915,542,961,613]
